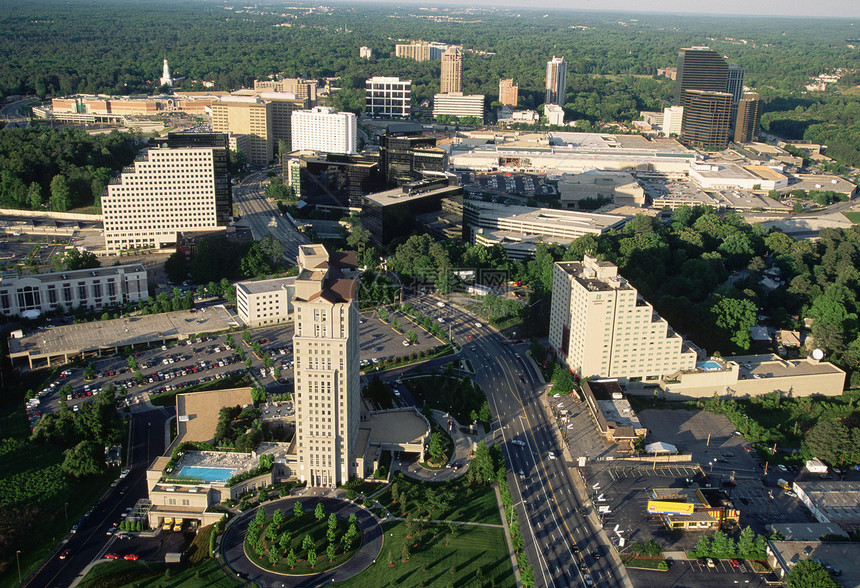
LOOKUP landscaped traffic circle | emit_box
[243,499,362,575]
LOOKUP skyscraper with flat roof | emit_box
[292,244,360,487]
[498,78,519,107]
[673,46,729,105]
[545,56,567,105]
[734,92,762,143]
[440,47,463,94]
[680,90,733,151]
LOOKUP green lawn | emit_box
[843,211,860,223]
[622,555,668,570]
[377,474,502,526]
[78,558,240,588]
[336,521,514,588]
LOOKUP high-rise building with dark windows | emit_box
[734,92,762,144]
[545,56,567,105]
[680,90,733,151]
[673,46,729,105]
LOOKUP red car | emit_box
[104,553,119,560]
[124,553,139,561]
[730,559,741,567]
[467,335,474,341]
[59,549,71,560]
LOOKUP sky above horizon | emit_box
[390,0,860,18]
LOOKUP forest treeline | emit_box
[0,127,139,211]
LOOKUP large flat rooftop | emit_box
[176,387,254,444]
[8,305,239,365]
[236,276,295,295]
[363,183,461,207]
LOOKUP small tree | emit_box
[428,432,445,463]
[328,512,338,531]
[348,513,357,526]
[315,502,326,521]
[307,548,317,568]
[242,330,252,344]
[278,531,292,554]
[293,501,303,518]
[327,542,337,562]
[254,507,266,528]
[272,508,284,529]
[286,548,297,569]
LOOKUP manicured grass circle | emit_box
[242,504,362,575]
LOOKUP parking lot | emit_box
[457,171,557,199]
[29,310,444,425]
[627,557,771,588]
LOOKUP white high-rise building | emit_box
[661,105,683,137]
[292,244,360,487]
[365,77,411,118]
[102,145,228,252]
[549,255,697,382]
[291,107,357,155]
[545,56,568,105]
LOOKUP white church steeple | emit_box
[160,57,173,88]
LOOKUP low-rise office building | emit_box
[365,77,411,118]
[581,380,646,451]
[235,277,296,328]
[362,174,462,245]
[465,201,627,243]
[0,264,148,318]
[767,541,859,587]
[689,161,788,191]
[433,93,485,120]
[657,353,846,399]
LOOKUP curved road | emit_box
[219,496,383,587]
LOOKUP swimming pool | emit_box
[697,361,723,371]
[176,465,235,482]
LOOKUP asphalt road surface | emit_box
[404,296,630,588]
[232,170,309,264]
[23,408,172,588]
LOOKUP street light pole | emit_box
[16,550,21,585]
[64,502,69,532]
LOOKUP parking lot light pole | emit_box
[16,550,21,585]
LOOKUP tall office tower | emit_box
[359,46,373,59]
[545,56,567,105]
[440,47,463,94]
[673,46,729,105]
[162,133,232,225]
[365,77,412,118]
[726,64,745,106]
[498,78,519,107]
[726,63,746,131]
[734,92,762,143]
[265,93,311,156]
[548,255,697,382]
[211,96,273,166]
[102,142,230,252]
[679,90,733,151]
[291,107,357,155]
[292,244,360,487]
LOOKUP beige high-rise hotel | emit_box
[292,244,360,487]
[549,255,697,382]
